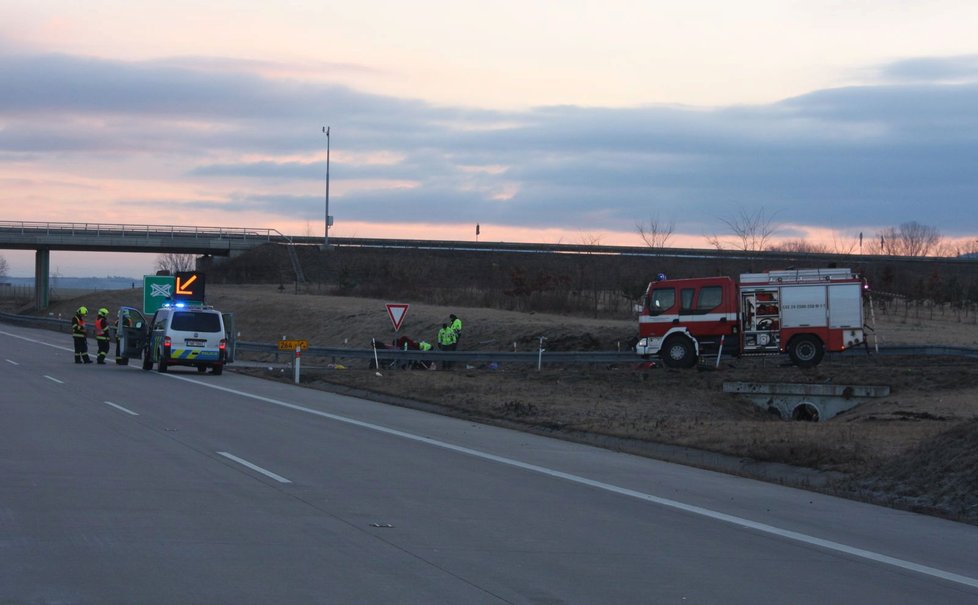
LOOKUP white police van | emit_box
[116,303,235,374]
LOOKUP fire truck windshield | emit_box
[648,288,676,315]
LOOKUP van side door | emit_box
[117,307,149,359]
[222,313,236,363]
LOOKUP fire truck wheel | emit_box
[661,336,697,369]
[788,335,824,367]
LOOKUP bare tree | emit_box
[0,254,9,278]
[636,214,675,249]
[874,221,942,257]
[156,253,196,274]
[826,231,861,255]
[577,231,603,247]
[575,232,604,317]
[945,239,978,258]
[704,233,726,251]
[710,207,779,252]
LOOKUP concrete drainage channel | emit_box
[723,382,891,422]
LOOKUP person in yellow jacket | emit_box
[437,323,458,369]
[94,308,111,365]
[449,314,462,348]
[72,306,92,364]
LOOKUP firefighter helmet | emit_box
[77,306,88,315]
[98,308,109,317]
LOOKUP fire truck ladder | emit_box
[744,268,857,284]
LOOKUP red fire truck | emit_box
[635,268,867,368]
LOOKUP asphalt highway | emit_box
[2,324,977,604]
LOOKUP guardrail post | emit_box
[294,346,301,383]
[537,336,547,371]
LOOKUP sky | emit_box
[2,1,978,277]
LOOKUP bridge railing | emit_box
[0,221,287,241]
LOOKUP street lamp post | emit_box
[323,126,331,248]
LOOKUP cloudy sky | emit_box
[3,1,978,276]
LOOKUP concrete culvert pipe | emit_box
[791,402,821,422]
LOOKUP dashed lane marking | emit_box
[161,372,978,592]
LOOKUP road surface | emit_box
[2,324,976,604]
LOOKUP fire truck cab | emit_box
[636,268,866,368]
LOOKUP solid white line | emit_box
[163,373,978,591]
[43,375,64,384]
[0,329,73,352]
[104,400,139,416]
[217,451,292,484]
[5,359,18,365]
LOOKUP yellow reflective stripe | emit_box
[170,349,220,360]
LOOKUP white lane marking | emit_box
[43,375,64,384]
[104,400,139,416]
[162,373,978,591]
[5,359,18,365]
[0,329,73,352]
[217,451,292,484]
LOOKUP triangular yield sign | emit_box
[386,303,409,331]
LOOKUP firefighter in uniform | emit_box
[72,306,92,364]
[94,307,111,365]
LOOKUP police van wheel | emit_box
[661,336,697,369]
[142,351,153,371]
[788,335,824,368]
[157,354,168,373]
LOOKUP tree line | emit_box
[636,209,977,258]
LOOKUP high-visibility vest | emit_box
[95,317,110,340]
[439,328,457,346]
[72,315,86,337]
[450,318,462,334]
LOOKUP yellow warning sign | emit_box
[278,339,309,351]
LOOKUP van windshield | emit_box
[171,312,222,333]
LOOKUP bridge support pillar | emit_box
[34,249,50,310]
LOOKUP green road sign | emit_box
[143,275,175,314]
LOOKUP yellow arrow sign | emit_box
[175,274,198,295]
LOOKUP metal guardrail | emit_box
[846,344,978,359]
[236,341,639,365]
[0,310,70,331]
[0,221,284,241]
[3,311,978,363]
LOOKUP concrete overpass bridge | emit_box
[0,221,297,308]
